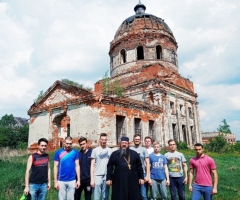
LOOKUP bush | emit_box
[233,142,240,152]
[177,141,188,150]
[17,142,28,150]
[0,125,29,148]
[205,135,228,153]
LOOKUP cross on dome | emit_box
[134,1,146,14]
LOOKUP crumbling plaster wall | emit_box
[29,112,50,146]
[93,102,163,146]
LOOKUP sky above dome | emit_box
[0,0,239,139]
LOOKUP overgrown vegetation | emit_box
[176,141,189,150]
[34,90,44,103]
[33,79,92,103]
[102,71,124,97]
[205,135,227,153]
[205,135,240,154]
[0,114,28,149]
[61,78,92,91]
[204,119,239,154]
[217,119,231,134]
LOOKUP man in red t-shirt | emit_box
[189,143,218,200]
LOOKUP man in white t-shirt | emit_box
[144,136,154,155]
[165,139,188,200]
[90,133,112,200]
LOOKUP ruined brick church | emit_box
[28,2,201,150]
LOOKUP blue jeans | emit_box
[151,179,167,200]
[29,183,48,200]
[93,175,109,200]
[192,184,212,200]
[169,176,185,200]
[140,182,148,200]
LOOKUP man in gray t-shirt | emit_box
[130,134,150,200]
[90,133,112,200]
[165,139,188,200]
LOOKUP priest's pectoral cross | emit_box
[128,164,131,170]
[123,156,131,170]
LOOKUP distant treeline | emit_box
[0,114,28,149]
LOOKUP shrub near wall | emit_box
[176,141,188,150]
[204,135,240,154]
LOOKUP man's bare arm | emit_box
[182,162,188,184]
[211,169,218,194]
[90,158,95,187]
[24,155,32,195]
[47,161,51,190]
[189,168,194,192]
[145,157,150,182]
[75,159,80,189]
[164,164,170,186]
[54,161,59,190]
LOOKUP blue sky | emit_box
[0,0,239,139]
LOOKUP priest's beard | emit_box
[119,147,130,159]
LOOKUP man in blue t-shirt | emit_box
[54,136,80,200]
[149,141,170,200]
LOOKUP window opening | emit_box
[120,49,126,64]
[116,116,126,144]
[149,120,156,141]
[188,107,193,118]
[182,125,187,143]
[134,118,142,138]
[137,46,144,60]
[191,126,196,145]
[156,45,162,59]
[172,124,177,141]
[171,50,176,64]
[170,101,175,114]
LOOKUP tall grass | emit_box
[0,149,240,199]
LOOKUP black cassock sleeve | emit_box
[106,152,115,181]
[136,153,144,180]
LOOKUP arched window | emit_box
[156,45,162,60]
[120,49,126,64]
[137,46,144,60]
[171,50,176,64]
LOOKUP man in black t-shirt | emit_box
[75,137,92,200]
[24,138,51,200]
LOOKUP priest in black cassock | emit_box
[106,136,144,200]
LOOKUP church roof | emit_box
[115,2,173,39]
[28,80,162,115]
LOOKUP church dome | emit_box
[109,2,178,77]
[114,2,174,39]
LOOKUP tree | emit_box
[0,114,15,127]
[102,71,110,95]
[102,71,124,97]
[217,119,231,134]
[34,90,44,103]
[0,114,29,148]
[205,135,227,153]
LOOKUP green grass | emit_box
[0,150,240,200]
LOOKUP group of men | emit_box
[23,133,218,200]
